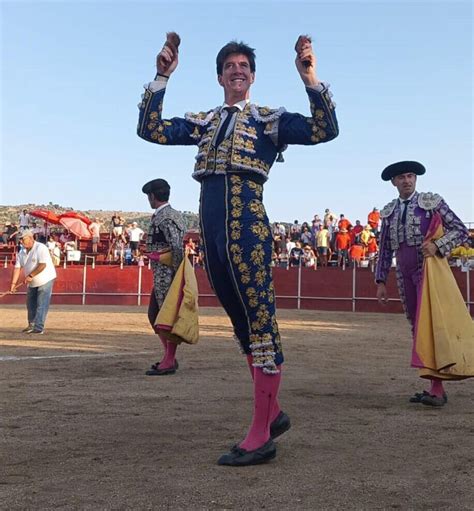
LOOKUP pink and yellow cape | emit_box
[412,213,474,380]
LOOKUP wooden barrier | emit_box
[0,264,472,315]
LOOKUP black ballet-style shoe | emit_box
[420,394,447,407]
[270,411,291,439]
[409,390,447,404]
[145,360,179,376]
[218,439,276,466]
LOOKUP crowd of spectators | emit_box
[1,208,472,269]
[272,208,382,269]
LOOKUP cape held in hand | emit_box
[154,255,199,345]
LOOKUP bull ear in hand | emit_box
[294,34,312,68]
[165,31,181,58]
[157,31,181,74]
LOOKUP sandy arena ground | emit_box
[1,305,473,510]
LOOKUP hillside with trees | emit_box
[0,203,200,232]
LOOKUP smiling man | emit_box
[137,35,339,466]
[375,161,469,407]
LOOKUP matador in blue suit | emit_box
[137,34,339,466]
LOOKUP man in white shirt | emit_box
[127,221,144,257]
[18,209,31,230]
[10,230,57,334]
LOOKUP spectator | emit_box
[335,227,351,267]
[367,207,381,235]
[127,221,144,257]
[286,235,296,258]
[351,220,363,244]
[290,220,301,241]
[366,233,378,264]
[360,224,373,247]
[300,225,313,246]
[59,231,72,246]
[316,225,330,267]
[312,214,323,232]
[289,241,304,267]
[124,244,133,265]
[349,243,365,267]
[46,235,61,266]
[18,209,30,230]
[5,222,19,247]
[185,237,197,255]
[111,213,125,240]
[302,244,317,268]
[323,208,336,228]
[337,214,352,232]
[88,218,102,253]
[114,237,125,263]
[272,222,286,256]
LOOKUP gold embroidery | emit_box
[250,244,265,266]
[248,200,265,219]
[246,287,259,308]
[247,181,263,198]
[150,132,167,143]
[250,221,270,241]
[255,268,267,287]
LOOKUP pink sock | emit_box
[239,366,281,452]
[246,355,281,422]
[156,334,168,364]
[430,378,445,398]
[160,341,178,369]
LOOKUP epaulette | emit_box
[380,199,398,218]
[250,104,287,123]
[418,192,443,210]
[184,108,219,126]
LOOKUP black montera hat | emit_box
[381,161,426,181]
[142,178,170,195]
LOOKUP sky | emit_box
[1,0,472,225]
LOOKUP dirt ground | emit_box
[1,305,473,510]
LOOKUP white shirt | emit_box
[398,191,417,217]
[15,241,57,288]
[19,212,30,227]
[128,227,144,242]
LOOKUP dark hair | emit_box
[216,41,256,75]
[142,178,170,201]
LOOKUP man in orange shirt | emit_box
[349,243,364,267]
[338,214,352,232]
[351,220,363,244]
[335,228,351,267]
[367,207,380,235]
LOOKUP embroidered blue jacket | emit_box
[137,85,339,182]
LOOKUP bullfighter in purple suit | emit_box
[375,161,469,406]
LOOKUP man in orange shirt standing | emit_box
[335,228,351,267]
[338,214,352,233]
[367,207,381,236]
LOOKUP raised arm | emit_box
[137,33,202,146]
[276,36,339,147]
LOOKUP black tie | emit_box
[215,106,239,147]
[401,200,410,225]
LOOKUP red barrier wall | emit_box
[0,264,472,315]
